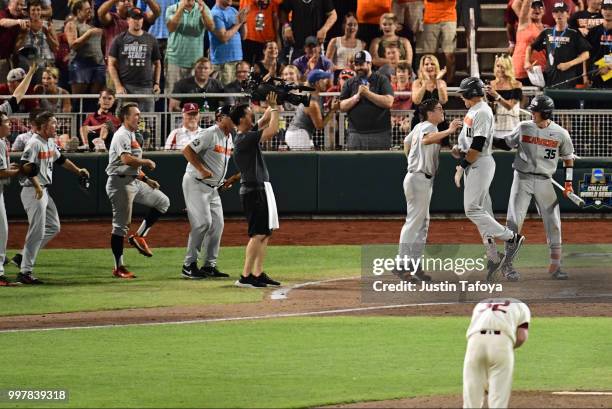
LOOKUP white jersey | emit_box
[458,101,495,158]
[185,125,233,186]
[165,126,203,150]
[466,298,531,344]
[404,121,440,177]
[11,131,35,152]
[0,138,9,186]
[106,125,143,176]
[19,134,61,187]
[504,120,574,178]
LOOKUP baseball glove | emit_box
[79,174,91,190]
[21,162,39,177]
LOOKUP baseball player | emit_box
[463,298,531,409]
[0,64,36,117]
[494,95,575,281]
[17,112,90,285]
[397,99,462,282]
[106,103,170,279]
[164,103,204,150]
[180,105,234,279]
[453,77,525,278]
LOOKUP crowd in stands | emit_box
[0,0,610,150]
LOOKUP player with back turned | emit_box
[453,77,525,279]
[494,95,575,281]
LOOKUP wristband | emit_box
[565,166,573,182]
[460,158,471,169]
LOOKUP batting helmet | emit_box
[458,77,485,99]
[215,105,232,120]
[527,95,555,119]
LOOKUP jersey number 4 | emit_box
[544,148,556,159]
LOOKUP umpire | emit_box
[231,92,282,289]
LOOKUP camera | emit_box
[242,71,314,107]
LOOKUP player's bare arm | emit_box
[120,152,155,170]
[515,327,529,348]
[59,156,89,178]
[182,145,213,179]
[422,119,462,145]
[563,158,575,197]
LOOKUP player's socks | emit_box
[548,244,562,273]
[111,234,124,268]
[485,238,500,262]
[137,209,164,237]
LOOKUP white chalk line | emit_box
[0,301,459,334]
[270,276,359,300]
[552,391,612,396]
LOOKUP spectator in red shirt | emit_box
[0,68,39,113]
[0,0,28,81]
[80,88,121,151]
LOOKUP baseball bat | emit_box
[551,178,585,207]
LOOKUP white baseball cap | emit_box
[7,68,26,82]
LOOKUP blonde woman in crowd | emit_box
[407,54,448,130]
[486,54,523,138]
[33,67,72,113]
[370,13,413,68]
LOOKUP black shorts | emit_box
[240,189,272,237]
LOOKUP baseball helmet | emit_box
[527,95,555,118]
[458,77,485,99]
[215,105,232,119]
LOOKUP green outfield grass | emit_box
[0,316,610,408]
[1,244,610,316]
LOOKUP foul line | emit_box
[0,302,459,334]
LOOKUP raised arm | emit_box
[12,64,36,104]
[97,0,118,27]
[261,92,280,142]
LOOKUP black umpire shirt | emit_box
[233,125,269,194]
[531,26,591,88]
[339,72,394,134]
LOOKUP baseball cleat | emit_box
[0,275,14,286]
[256,272,281,287]
[128,235,153,257]
[551,268,569,280]
[113,266,136,279]
[234,274,267,288]
[182,263,207,280]
[409,270,432,283]
[201,266,229,278]
[486,252,506,282]
[2,258,8,266]
[505,234,525,264]
[11,253,22,268]
[16,272,43,285]
[503,269,520,282]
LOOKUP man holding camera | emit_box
[339,50,394,150]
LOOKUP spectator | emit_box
[369,13,413,69]
[356,0,391,46]
[393,0,424,45]
[377,42,404,79]
[526,1,591,92]
[339,50,394,150]
[284,69,339,150]
[280,0,337,58]
[292,36,333,78]
[165,0,215,96]
[0,0,28,81]
[11,108,40,151]
[98,0,160,58]
[512,0,547,85]
[585,0,612,88]
[15,0,58,69]
[33,67,71,113]
[485,54,522,137]
[65,0,106,109]
[165,102,204,150]
[80,88,121,150]
[569,0,603,35]
[0,68,39,113]
[253,41,283,79]
[420,0,457,83]
[506,0,519,54]
[326,12,366,72]
[240,0,282,64]
[410,54,448,130]
[542,0,576,26]
[169,56,225,112]
[392,62,412,108]
[209,0,248,85]
[281,63,302,84]
[148,0,172,47]
[224,60,251,105]
[108,7,162,112]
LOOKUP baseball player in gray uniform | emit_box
[398,99,462,282]
[180,105,234,279]
[453,77,524,279]
[494,95,574,281]
[18,112,90,285]
[106,103,170,279]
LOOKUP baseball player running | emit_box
[398,99,462,281]
[106,103,170,279]
[180,105,234,279]
[18,112,90,284]
[494,95,574,281]
[463,298,531,409]
[453,77,525,278]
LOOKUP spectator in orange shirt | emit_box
[240,0,282,64]
[420,0,457,84]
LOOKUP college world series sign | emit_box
[579,168,612,209]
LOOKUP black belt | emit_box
[115,175,136,179]
[195,178,221,189]
[480,330,501,335]
[409,171,432,179]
